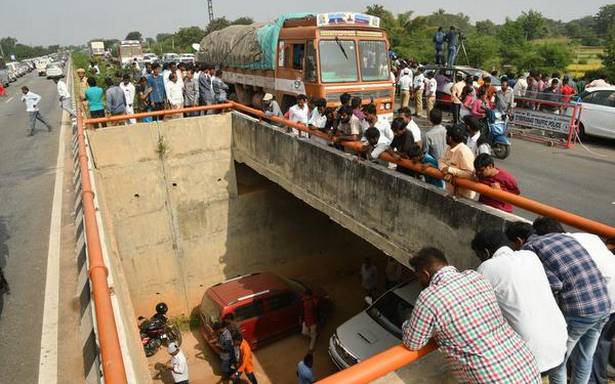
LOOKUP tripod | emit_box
[458,37,470,66]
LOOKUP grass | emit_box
[170,313,201,333]
[567,45,605,78]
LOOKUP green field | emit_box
[568,46,604,77]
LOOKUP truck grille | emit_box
[325,89,392,102]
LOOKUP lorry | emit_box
[35,58,51,77]
[197,12,394,121]
[119,40,144,66]
[90,41,105,56]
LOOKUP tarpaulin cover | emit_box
[198,13,314,70]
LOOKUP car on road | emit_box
[421,65,501,109]
[162,53,179,64]
[576,86,615,140]
[199,272,331,351]
[45,63,63,79]
[329,279,421,369]
[143,53,159,64]
[179,53,195,64]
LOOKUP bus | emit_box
[198,12,394,122]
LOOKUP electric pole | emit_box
[207,0,214,23]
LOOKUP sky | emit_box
[1,0,611,46]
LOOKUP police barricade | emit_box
[510,93,582,148]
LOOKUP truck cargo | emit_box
[90,41,105,56]
[119,40,144,66]
[197,12,394,120]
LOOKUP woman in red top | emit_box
[474,153,520,213]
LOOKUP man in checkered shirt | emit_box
[402,247,541,383]
[507,222,611,384]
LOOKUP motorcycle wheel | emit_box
[144,338,161,357]
[492,143,510,160]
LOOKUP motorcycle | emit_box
[487,111,511,160]
[138,303,182,357]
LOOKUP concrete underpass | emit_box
[84,112,521,383]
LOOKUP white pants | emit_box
[126,105,136,124]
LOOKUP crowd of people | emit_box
[402,217,615,384]
[75,61,230,127]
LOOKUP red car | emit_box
[199,272,330,351]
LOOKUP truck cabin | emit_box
[275,14,393,118]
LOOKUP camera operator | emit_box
[445,26,459,67]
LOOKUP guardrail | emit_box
[80,99,615,384]
[76,107,128,384]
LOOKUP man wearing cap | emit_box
[262,93,282,118]
[398,68,413,109]
[166,342,189,384]
[76,68,88,111]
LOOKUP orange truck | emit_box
[197,12,395,122]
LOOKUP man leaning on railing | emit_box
[401,247,541,383]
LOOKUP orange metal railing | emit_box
[76,109,128,384]
[80,99,615,384]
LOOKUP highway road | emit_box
[0,70,68,383]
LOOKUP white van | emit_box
[328,279,422,369]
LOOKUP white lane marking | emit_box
[4,96,14,103]
[37,61,71,384]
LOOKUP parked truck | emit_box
[197,12,394,120]
[90,41,105,56]
[119,40,144,66]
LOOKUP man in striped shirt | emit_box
[402,247,540,383]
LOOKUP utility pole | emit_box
[207,0,214,23]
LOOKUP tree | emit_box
[232,17,254,25]
[125,31,143,41]
[603,27,615,82]
[595,5,615,36]
[463,34,500,69]
[172,26,206,51]
[475,20,497,36]
[156,33,172,42]
[205,17,231,35]
[534,43,573,72]
[517,10,547,40]
[0,37,17,56]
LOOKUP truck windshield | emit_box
[359,41,390,81]
[366,291,413,339]
[319,40,358,83]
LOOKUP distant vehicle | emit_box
[329,279,421,369]
[162,53,179,64]
[36,58,50,76]
[6,62,21,78]
[0,57,9,87]
[119,40,144,66]
[199,272,331,350]
[46,63,63,79]
[576,86,615,140]
[421,65,501,110]
[90,41,105,56]
[143,53,159,64]
[179,53,195,64]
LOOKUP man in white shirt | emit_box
[513,74,528,98]
[398,107,422,148]
[364,104,394,142]
[120,74,136,124]
[288,94,310,138]
[424,71,437,117]
[21,86,52,136]
[166,342,189,384]
[398,68,413,108]
[166,72,184,119]
[412,68,425,116]
[361,127,391,164]
[472,229,568,374]
[53,77,76,118]
[532,217,615,384]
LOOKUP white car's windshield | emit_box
[366,291,413,339]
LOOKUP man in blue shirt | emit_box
[146,63,166,120]
[399,144,445,189]
[433,27,446,65]
[445,26,459,67]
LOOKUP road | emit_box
[499,135,615,226]
[0,71,65,383]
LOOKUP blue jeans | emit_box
[447,46,458,66]
[589,313,615,384]
[549,313,610,384]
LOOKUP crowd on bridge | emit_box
[403,217,615,384]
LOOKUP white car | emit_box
[329,279,422,369]
[162,53,179,64]
[179,53,195,64]
[143,53,159,64]
[45,63,63,79]
[577,86,615,140]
